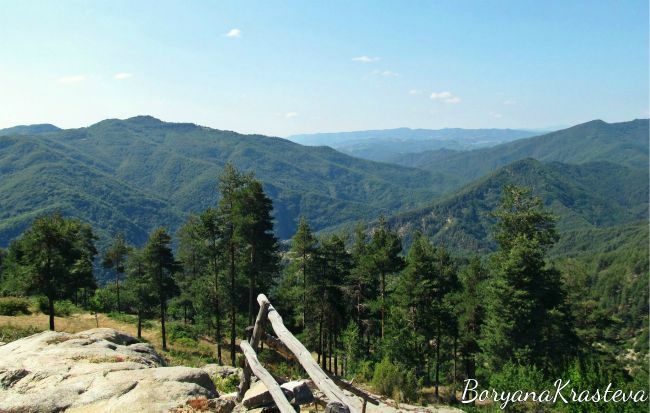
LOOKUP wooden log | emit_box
[237,296,271,401]
[258,294,360,413]
[262,332,297,361]
[259,332,379,406]
[240,340,295,413]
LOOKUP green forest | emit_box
[0,157,646,412]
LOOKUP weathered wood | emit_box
[259,331,379,406]
[258,294,360,413]
[237,296,271,401]
[262,332,297,361]
[240,340,295,413]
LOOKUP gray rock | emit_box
[0,328,218,413]
[202,363,241,379]
[210,397,236,413]
[242,380,313,409]
[281,380,313,405]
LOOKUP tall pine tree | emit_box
[367,216,404,339]
[102,233,131,312]
[143,227,180,351]
[480,185,576,371]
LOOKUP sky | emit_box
[0,0,648,137]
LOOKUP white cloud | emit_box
[408,89,421,95]
[285,112,298,118]
[57,75,87,84]
[352,55,379,63]
[430,91,461,103]
[372,70,400,77]
[503,99,517,105]
[489,111,503,118]
[225,28,241,38]
[430,91,452,99]
[114,72,133,80]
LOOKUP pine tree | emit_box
[6,213,97,330]
[367,216,404,339]
[480,185,576,371]
[390,233,435,374]
[143,227,180,351]
[391,233,459,398]
[217,163,248,366]
[347,223,374,346]
[238,179,279,326]
[458,257,487,380]
[102,233,131,312]
[198,208,227,363]
[124,248,157,339]
[287,216,318,330]
[312,235,351,372]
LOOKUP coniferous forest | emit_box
[0,129,647,411]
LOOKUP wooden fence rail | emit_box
[236,294,359,413]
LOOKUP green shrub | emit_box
[213,374,240,393]
[168,322,199,343]
[90,287,117,313]
[0,297,31,316]
[353,359,375,382]
[174,337,197,347]
[37,297,80,316]
[0,324,41,342]
[371,357,420,403]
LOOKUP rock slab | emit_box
[0,328,218,413]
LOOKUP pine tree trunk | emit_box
[248,244,255,326]
[48,297,55,331]
[319,311,324,368]
[453,336,457,394]
[380,271,385,339]
[302,254,307,330]
[328,331,332,372]
[230,241,236,367]
[161,301,167,351]
[137,310,142,339]
[334,333,339,375]
[214,256,222,364]
[434,326,440,401]
[116,256,121,312]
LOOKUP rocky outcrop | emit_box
[0,328,218,413]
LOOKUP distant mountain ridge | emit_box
[0,116,646,253]
[393,119,649,178]
[288,127,539,162]
[0,124,61,136]
[0,116,458,247]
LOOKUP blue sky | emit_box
[1,0,648,136]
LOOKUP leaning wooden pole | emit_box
[240,341,295,413]
[258,331,380,409]
[237,295,270,401]
[257,294,359,413]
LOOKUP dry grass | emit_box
[0,312,233,367]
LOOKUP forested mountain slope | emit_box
[393,119,649,180]
[388,158,648,252]
[0,116,458,246]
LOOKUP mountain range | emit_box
[0,117,647,259]
[0,116,459,246]
[288,127,539,162]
